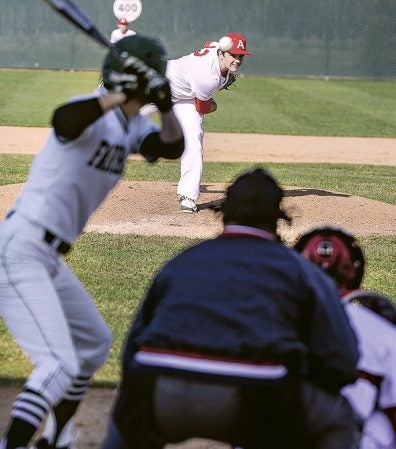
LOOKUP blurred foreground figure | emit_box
[0,34,183,449]
[295,226,396,449]
[101,168,361,449]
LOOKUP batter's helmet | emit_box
[102,34,168,94]
[294,226,365,290]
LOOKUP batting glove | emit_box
[146,75,173,113]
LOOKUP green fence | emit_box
[0,0,395,79]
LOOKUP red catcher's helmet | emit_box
[118,17,128,25]
[293,226,365,290]
[225,32,252,55]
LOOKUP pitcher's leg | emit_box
[174,102,204,202]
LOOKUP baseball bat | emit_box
[43,0,122,62]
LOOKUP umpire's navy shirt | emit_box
[124,225,359,392]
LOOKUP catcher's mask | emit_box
[102,34,168,96]
[221,167,291,232]
[294,226,365,290]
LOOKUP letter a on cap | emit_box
[225,32,252,55]
[237,39,245,50]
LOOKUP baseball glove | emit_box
[220,73,237,91]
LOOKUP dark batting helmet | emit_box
[294,226,365,290]
[102,34,168,95]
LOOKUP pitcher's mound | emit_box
[1,181,395,242]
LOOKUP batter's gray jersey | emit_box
[9,92,158,244]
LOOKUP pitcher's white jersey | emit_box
[166,43,230,102]
[9,92,158,244]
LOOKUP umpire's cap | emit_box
[221,167,291,231]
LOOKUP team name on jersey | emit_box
[88,140,127,174]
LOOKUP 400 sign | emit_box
[113,0,142,22]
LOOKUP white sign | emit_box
[113,0,142,22]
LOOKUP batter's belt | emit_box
[6,210,71,254]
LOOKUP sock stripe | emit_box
[63,376,92,400]
[70,376,91,387]
[10,389,51,429]
[19,391,51,413]
[11,405,44,428]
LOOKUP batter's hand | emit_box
[106,71,139,100]
[146,75,173,113]
[122,55,173,112]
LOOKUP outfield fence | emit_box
[0,0,395,79]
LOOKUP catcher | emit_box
[294,226,396,449]
[100,167,361,449]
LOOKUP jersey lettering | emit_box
[88,140,127,174]
[194,49,210,57]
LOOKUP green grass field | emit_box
[0,69,395,385]
[1,68,395,137]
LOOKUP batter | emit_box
[0,34,183,449]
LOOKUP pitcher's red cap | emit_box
[226,32,252,55]
[118,17,128,25]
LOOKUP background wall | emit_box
[0,0,395,79]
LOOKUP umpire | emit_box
[101,167,361,449]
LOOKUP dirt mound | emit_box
[1,181,395,242]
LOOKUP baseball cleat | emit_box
[179,196,198,213]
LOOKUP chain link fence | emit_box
[0,0,395,79]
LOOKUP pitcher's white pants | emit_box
[140,101,204,201]
[173,100,204,201]
[0,214,111,406]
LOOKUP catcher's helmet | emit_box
[294,226,365,290]
[102,34,168,93]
